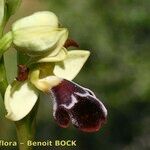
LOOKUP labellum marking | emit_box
[51,79,107,132]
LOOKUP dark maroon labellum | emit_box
[51,79,107,132]
[16,65,29,81]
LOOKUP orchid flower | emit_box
[4,11,107,132]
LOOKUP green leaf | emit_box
[6,0,22,17]
[4,80,39,121]
[53,50,90,80]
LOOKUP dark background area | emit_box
[0,0,149,149]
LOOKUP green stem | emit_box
[15,100,39,150]
[0,55,8,98]
[0,0,9,98]
[16,119,35,150]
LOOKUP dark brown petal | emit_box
[51,79,107,132]
[16,65,29,81]
[64,38,79,49]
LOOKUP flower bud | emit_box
[51,79,107,132]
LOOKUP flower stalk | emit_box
[15,99,39,150]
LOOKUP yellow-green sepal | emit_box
[53,50,90,80]
[4,80,39,121]
[12,27,68,56]
[12,11,59,30]
[11,11,68,57]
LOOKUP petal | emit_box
[51,79,107,132]
[64,38,79,48]
[48,30,68,57]
[34,47,67,63]
[13,27,68,56]
[4,81,39,121]
[70,93,107,132]
[53,50,90,80]
[12,11,59,31]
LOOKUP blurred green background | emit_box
[0,0,150,149]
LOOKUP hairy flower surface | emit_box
[51,79,107,132]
